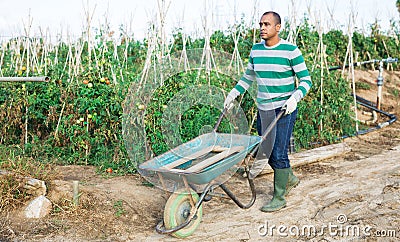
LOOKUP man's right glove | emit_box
[282,95,297,115]
[224,89,240,110]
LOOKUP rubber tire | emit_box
[164,189,203,238]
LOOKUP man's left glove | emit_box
[282,96,297,115]
[224,89,240,110]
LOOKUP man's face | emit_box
[259,14,281,41]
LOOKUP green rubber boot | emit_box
[284,167,299,197]
[260,168,290,213]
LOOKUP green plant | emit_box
[294,71,356,148]
[355,82,371,90]
[113,200,125,217]
[0,15,398,173]
[143,69,254,156]
[390,88,399,97]
[397,0,400,13]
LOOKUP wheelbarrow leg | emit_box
[188,183,213,202]
[219,169,257,209]
[218,111,286,209]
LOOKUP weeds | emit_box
[113,200,125,217]
[390,88,399,97]
[0,174,26,212]
[0,147,58,213]
[0,215,14,241]
[355,82,371,90]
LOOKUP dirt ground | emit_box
[1,70,400,241]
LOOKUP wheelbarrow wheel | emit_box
[164,189,203,238]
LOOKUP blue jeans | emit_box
[257,108,297,169]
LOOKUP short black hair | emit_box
[262,11,281,25]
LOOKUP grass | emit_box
[355,82,371,90]
[0,145,59,213]
[390,88,399,97]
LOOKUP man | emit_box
[224,11,312,212]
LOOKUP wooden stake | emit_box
[83,0,96,67]
[73,180,80,206]
[0,44,5,76]
[348,10,359,133]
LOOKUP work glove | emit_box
[282,95,297,115]
[224,89,240,110]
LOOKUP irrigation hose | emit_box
[328,57,398,138]
[354,95,397,136]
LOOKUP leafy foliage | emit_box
[0,16,399,172]
[295,71,356,148]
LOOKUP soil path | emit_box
[4,121,398,242]
[144,129,400,241]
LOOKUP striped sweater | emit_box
[234,39,312,111]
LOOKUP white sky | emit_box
[0,0,398,40]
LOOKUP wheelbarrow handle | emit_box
[213,107,228,132]
[260,109,285,141]
[249,109,285,157]
[214,107,285,134]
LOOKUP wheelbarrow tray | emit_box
[139,132,261,184]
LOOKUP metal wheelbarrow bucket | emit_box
[139,108,285,238]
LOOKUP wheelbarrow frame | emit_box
[139,108,285,236]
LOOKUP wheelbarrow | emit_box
[139,108,285,238]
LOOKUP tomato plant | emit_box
[0,12,399,172]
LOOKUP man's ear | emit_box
[275,24,281,32]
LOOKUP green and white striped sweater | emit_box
[234,39,312,111]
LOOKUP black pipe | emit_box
[327,58,398,139]
[354,95,397,136]
[328,60,377,71]
[306,93,397,145]
[355,95,396,122]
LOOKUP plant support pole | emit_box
[376,60,384,110]
[73,181,79,206]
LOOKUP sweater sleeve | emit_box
[233,52,256,94]
[290,47,312,102]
